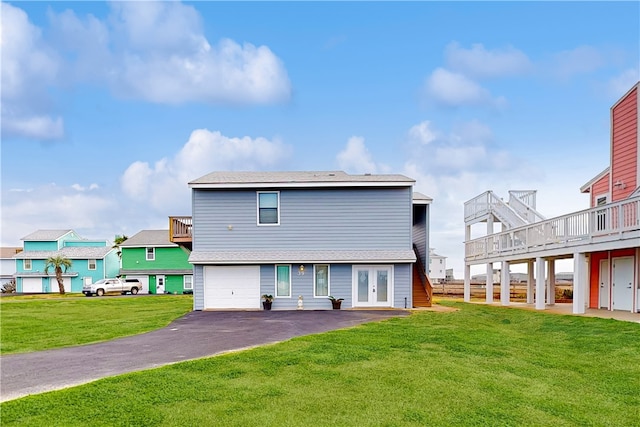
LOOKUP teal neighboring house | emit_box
[120,230,193,295]
[14,230,119,293]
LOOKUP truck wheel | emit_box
[96,288,105,297]
[131,287,139,295]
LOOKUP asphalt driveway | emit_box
[0,309,409,402]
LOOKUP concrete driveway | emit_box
[0,309,409,402]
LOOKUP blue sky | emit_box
[1,1,639,276]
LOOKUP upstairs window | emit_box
[146,247,155,261]
[88,259,97,270]
[24,259,32,270]
[258,192,280,225]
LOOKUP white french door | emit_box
[353,265,393,307]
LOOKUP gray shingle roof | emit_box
[21,230,75,241]
[189,171,415,188]
[14,246,113,259]
[189,249,416,264]
[413,192,433,203]
[119,230,176,247]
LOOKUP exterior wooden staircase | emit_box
[412,245,432,307]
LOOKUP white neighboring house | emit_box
[1,247,21,288]
[428,248,447,282]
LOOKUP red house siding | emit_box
[590,173,610,208]
[611,86,638,202]
[589,252,608,308]
[588,248,636,308]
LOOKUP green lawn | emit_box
[2,301,638,426]
[0,295,192,354]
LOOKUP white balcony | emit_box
[465,195,640,263]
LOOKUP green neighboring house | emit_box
[120,230,192,294]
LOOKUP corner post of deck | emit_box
[535,257,546,310]
[573,252,587,314]
[500,261,510,306]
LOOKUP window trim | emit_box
[146,247,155,261]
[314,264,330,298]
[23,259,32,270]
[257,191,280,226]
[184,275,193,290]
[88,259,97,270]
[275,264,291,298]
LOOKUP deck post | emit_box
[501,261,510,306]
[485,262,493,304]
[547,259,556,305]
[573,252,587,314]
[536,257,546,310]
[464,263,471,302]
[526,260,534,304]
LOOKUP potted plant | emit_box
[262,294,274,310]
[328,296,344,310]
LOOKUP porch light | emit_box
[298,265,305,275]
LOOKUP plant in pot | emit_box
[328,296,344,310]
[262,294,274,310]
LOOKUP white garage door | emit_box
[126,275,150,294]
[22,277,43,293]
[204,266,260,309]
[49,277,71,293]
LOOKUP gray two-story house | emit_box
[177,171,432,310]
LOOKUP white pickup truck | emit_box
[83,278,142,297]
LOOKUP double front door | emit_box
[353,266,393,307]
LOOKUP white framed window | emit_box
[88,259,97,270]
[23,259,32,270]
[314,264,330,297]
[184,275,193,290]
[275,265,291,297]
[146,247,155,261]
[257,191,280,225]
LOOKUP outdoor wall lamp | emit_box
[298,265,305,275]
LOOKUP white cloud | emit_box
[1,2,63,140]
[121,129,292,211]
[1,1,292,140]
[336,136,391,174]
[445,42,531,78]
[0,183,118,246]
[54,1,292,105]
[551,45,604,79]
[424,68,506,108]
[1,114,64,140]
[407,121,437,145]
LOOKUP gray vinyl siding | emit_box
[193,187,412,251]
[412,204,428,266]
[261,264,352,310]
[393,263,412,308]
[193,264,204,310]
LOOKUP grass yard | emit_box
[0,295,192,354]
[2,301,639,426]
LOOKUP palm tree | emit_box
[112,234,128,259]
[44,256,73,294]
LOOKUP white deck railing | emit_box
[465,196,640,261]
[508,191,546,223]
[464,191,527,229]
